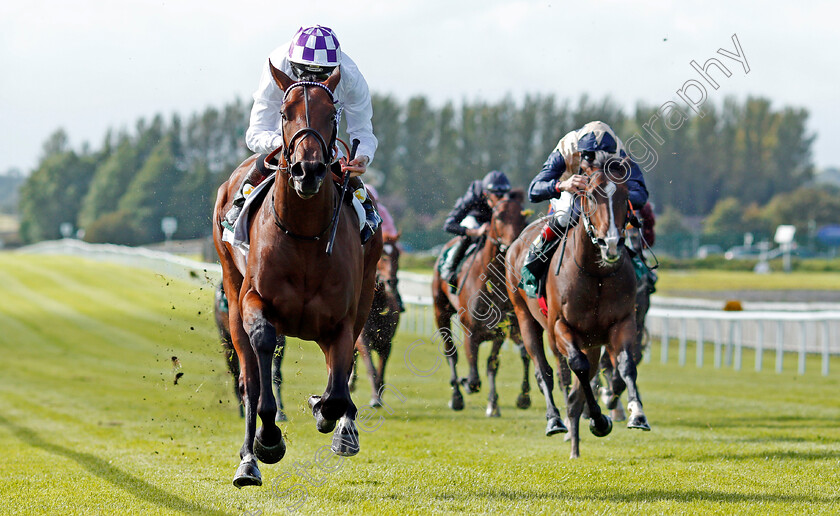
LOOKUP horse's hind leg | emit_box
[241,292,285,465]
[520,314,565,436]
[485,335,504,417]
[434,299,464,411]
[272,336,287,422]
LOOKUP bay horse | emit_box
[506,157,650,458]
[212,65,382,487]
[351,233,401,406]
[213,281,287,421]
[432,190,532,417]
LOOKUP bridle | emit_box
[266,81,340,175]
[265,80,342,241]
[578,173,627,261]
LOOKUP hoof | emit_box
[331,417,360,457]
[254,432,286,464]
[590,414,613,437]
[460,377,481,394]
[628,414,651,431]
[486,404,500,418]
[515,392,531,409]
[232,457,261,488]
[610,405,626,422]
[545,416,568,436]
[369,397,382,408]
[309,395,337,433]
[275,409,288,423]
[448,391,464,411]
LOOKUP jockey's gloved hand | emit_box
[556,174,587,194]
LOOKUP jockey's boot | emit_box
[521,219,566,280]
[441,237,470,291]
[223,154,272,230]
[349,176,381,244]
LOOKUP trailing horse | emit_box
[506,157,650,458]
[432,190,532,417]
[213,65,382,487]
[351,233,401,407]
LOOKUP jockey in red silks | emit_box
[224,25,381,244]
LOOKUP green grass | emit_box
[1,254,839,515]
[657,269,840,292]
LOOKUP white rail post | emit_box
[822,320,830,377]
[714,320,723,369]
[798,320,807,376]
[661,317,669,364]
[679,318,687,366]
[734,320,743,372]
[776,320,784,374]
[726,321,734,367]
[696,319,705,368]
[644,316,653,363]
[755,320,764,372]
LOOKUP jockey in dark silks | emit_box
[520,121,649,291]
[440,170,512,288]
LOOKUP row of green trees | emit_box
[19,93,815,249]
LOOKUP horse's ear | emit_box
[269,59,294,91]
[324,66,341,92]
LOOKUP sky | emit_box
[1,0,838,175]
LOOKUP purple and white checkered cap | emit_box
[288,25,341,68]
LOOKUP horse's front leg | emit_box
[310,321,359,456]
[355,334,382,407]
[556,322,611,458]
[241,292,286,465]
[272,336,287,422]
[460,331,482,394]
[609,317,650,431]
[226,292,262,487]
[485,335,504,417]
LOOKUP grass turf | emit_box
[0,254,838,515]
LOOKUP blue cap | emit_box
[482,170,511,194]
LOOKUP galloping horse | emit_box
[506,157,649,458]
[432,190,532,417]
[214,282,287,421]
[213,65,382,487]
[351,233,401,407]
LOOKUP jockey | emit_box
[224,25,381,243]
[521,121,649,285]
[440,170,512,288]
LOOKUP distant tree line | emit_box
[18,94,816,250]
